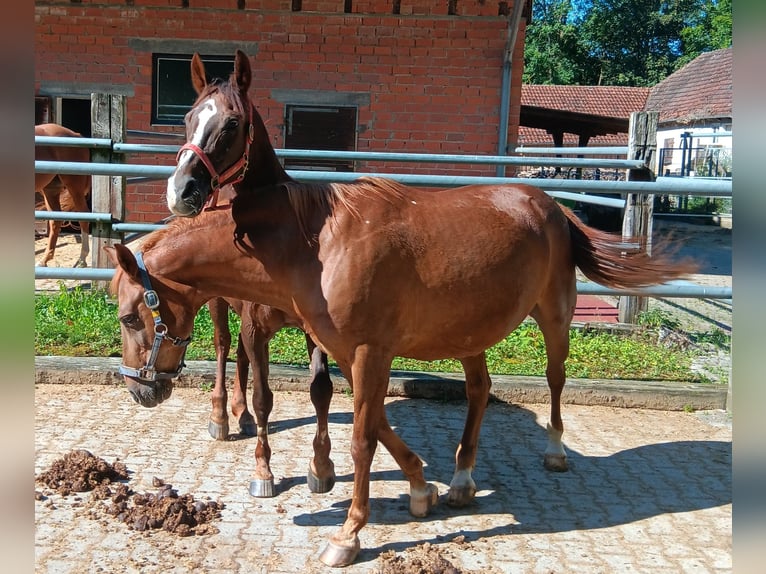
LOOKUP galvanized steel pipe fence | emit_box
[35,136,732,301]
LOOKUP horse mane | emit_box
[282,176,408,243]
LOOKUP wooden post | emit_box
[90,93,126,287]
[619,111,658,324]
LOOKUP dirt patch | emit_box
[35,449,224,537]
[35,449,128,496]
[374,541,502,574]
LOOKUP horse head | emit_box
[167,49,287,217]
[106,244,195,407]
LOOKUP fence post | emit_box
[619,111,658,324]
[90,93,126,286]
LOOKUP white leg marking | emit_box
[448,468,476,492]
[545,422,567,458]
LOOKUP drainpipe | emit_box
[496,1,525,177]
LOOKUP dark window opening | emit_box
[61,98,92,137]
[151,53,234,125]
[283,105,357,172]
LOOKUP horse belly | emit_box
[396,274,546,360]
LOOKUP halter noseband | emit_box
[176,102,254,209]
[118,251,192,382]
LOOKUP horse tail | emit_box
[561,206,698,289]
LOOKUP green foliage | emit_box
[524,0,732,86]
[522,0,601,85]
[637,308,681,330]
[35,289,715,383]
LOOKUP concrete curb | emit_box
[35,356,728,411]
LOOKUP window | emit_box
[283,105,357,172]
[151,53,234,125]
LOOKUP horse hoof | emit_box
[410,483,439,517]
[249,478,276,498]
[544,453,569,472]
[238,419,257,436]
[446,484,477,507]
[73,259,88,268]
[208,419,229,441]
[318,537,361,568]
[307,463,336,494]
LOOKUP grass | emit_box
[35,285,731,384]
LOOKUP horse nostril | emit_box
[181,179,200,201]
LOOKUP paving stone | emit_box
[35,383,731,573]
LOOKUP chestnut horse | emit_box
[35,123,92,267]
[112,50,695,567]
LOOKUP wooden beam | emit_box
[90,94,126,287]
[619,111,658,323]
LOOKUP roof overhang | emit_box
[520,105,629,138]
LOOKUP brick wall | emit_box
[35,1,526,222]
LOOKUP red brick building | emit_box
[35,1,530,222]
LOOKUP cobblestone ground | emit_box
[35,384,731,574]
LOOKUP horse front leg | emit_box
[207,298,231,440]
[305,335,336,494]
[319,347,428,568]
[241,312,275,497]
[446,352,492,507]
[376,412,439,517]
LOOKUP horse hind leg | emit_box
[39,186,64,267]
[62,178,91,268]
[530,284,577,473]
[305,334,336,494]
[207,298,232,440]
[446,352,492,507]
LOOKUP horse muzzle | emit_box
[167,177,209,218]
[123,375,174,408]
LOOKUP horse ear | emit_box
[233,49,252,95]
[190,52,207,95]
[106,244,140,280]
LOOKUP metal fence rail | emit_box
[34,140,732,300]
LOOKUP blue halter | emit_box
[118,251,191,382]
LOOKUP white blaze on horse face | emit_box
[166,98,218,209]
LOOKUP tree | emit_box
[522,0,600,85]
[523,0,732,86]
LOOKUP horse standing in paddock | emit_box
[204,295,336,497]
[35,123,92,268]
[112,49,696,567]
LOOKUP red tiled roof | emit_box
[522,85,650,119]
[644,48,732,125]
[518,84,650,147]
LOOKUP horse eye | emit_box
[120,314,140,328]
[224,118,239,132]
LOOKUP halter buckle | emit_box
[144,289,160,310]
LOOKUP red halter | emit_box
[176,103,254,209]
